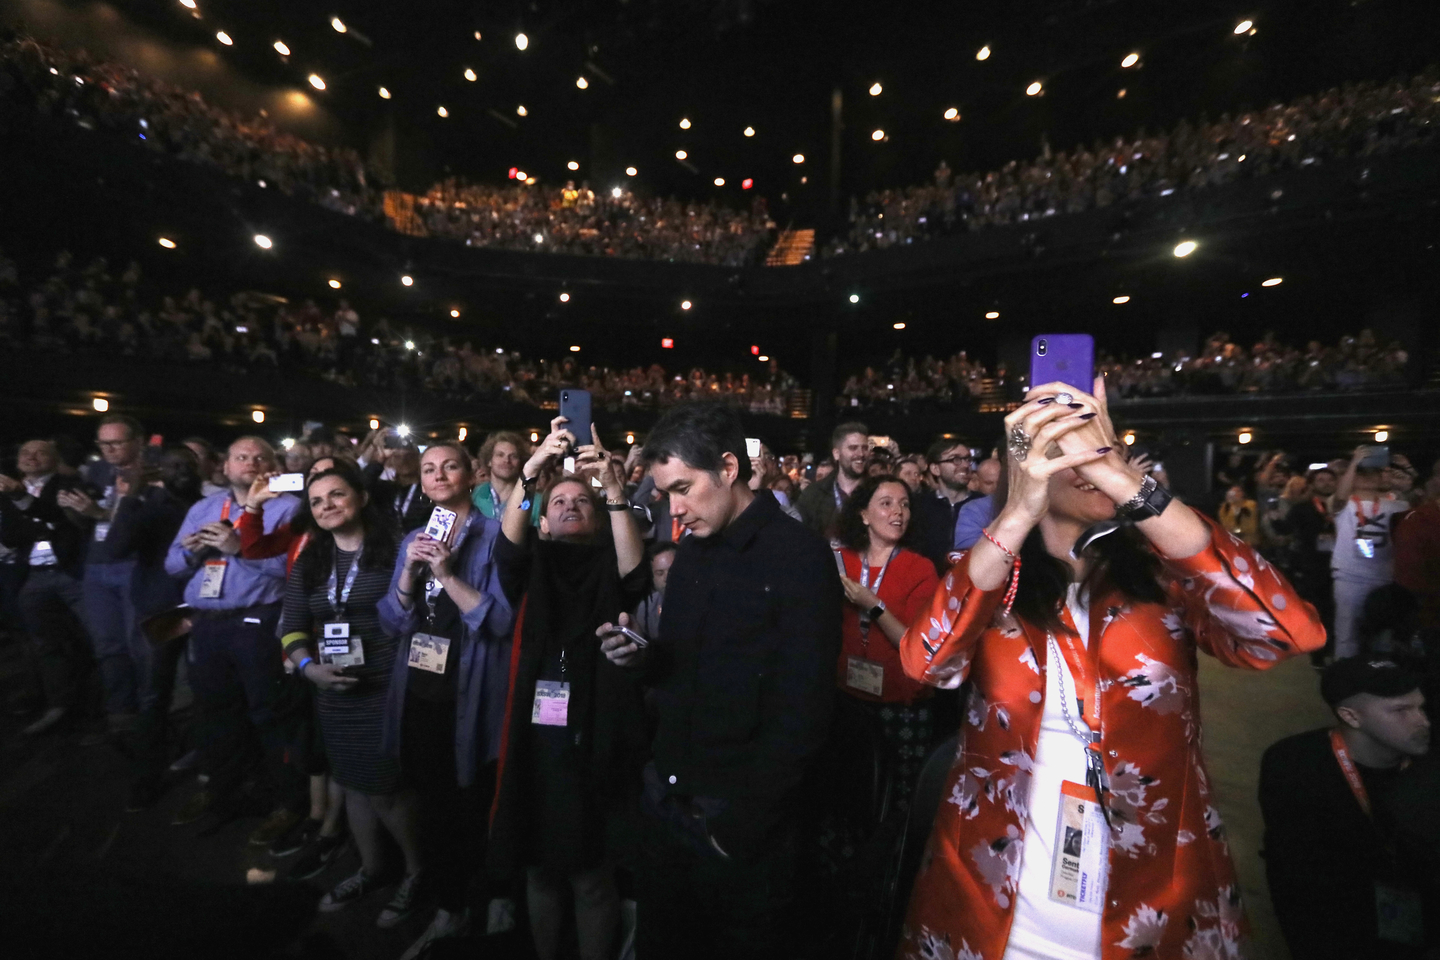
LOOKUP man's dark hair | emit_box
[832,422,868,449]
[98,413,144,440]
[642,403,752,484]
[926,438,967,464]
[649,541,678,560]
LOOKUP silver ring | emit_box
[1055,391,1074,406]
[1007,425,1031,462]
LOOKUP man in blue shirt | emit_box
[164,436,302,836]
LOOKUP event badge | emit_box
[1376,884,1424,945]
[320,622,365,668]
[424,506,458,543]
[845,656,885,697]
[93,522,111,542]
[407,632,451,674]
[1049,780,1109,913]
[199,559,227,599]
[30,540,58,566]
[531,680,571,726]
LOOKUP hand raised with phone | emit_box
[597,613,647,667]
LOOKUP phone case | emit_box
[559,389,593,448]
[1029,334,1095,394]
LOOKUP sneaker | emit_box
[172,788,214,826]
[169,749,201,773]
[287,832,348,881]
[268,816,321,858]
[23,707,67,736]
[376,871,424,929]
[399,908,470,960]
[320,869,380,913]
[249,808,304,848]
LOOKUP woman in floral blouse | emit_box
[896,378,1324,960]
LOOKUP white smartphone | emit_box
[424,506,458,541]
[267,473,305,492]
[745,438,762,459]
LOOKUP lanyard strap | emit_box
[1331,728,1376,818]
[422,513,472,626]
[833,481,846,512]
[858,548,899,641]
[488,484,502,516]
[220,498,233,523]
[1047,631,1109,802]
[1352,496,1379,523]
[396,484,418,517]
[327,545,363,618]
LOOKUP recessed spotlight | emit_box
[378,86,391,99]
[215,31,232,45]
[869,82,882,96]
[308,74,325,91]
[1026,81,1043,96]
[985,311,1000,319]
[976,45,991,60]
[252,410,266,423]
[517,104,527,116]
[871,129,885,141]
[893,322,906,330]
[253,234,272,249]
[1375,429,1389,443]
[758,355,769,362]
[1112,295,1130,304]
[559,293,570,302]
[679,118,691,129]
[330,17,347,33]
[474,31,482,41]
[1173,240,1197,257]
[1237,430,1253,444]
[369,418,380,430]
[849,294,860,303]
[273,40,290,56]
[569,345,581,352]
[92,397,110,412]
[675,150,687,160]
[464,68,477,82]
[328,279,341,289]
[713,177,725,186]
[158,237,176,249]
[625,166,637,176]
[792,153,804,164]
[401,275,414,286]
[944,107,960,121]
[450,308,460,317]
[1234,20,1253,35]
[743,126,755,137]
[436,105,448,117]
[567,161,580,171]
[575,76,588,89]
[514,32,528,50]
[1121,52,1139,68]
[1262,277,1283,287]
[680,300,692,310]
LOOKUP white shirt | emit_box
[1003,585,1105,960]
[23,473,54,498]
[1332,496,1406,584]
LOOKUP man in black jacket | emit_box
[0,439,98,735]
[603,402,841,960]
[1260,658,1435,960]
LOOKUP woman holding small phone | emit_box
[490,416,650,960]
[377,442,514,953]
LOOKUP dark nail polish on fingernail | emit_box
[1097,447,1112,454]
[1068,403,1084,409]
[1037,397,1055,404]
[1079,412,1096,420]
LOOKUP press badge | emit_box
[93,522,111,542]
[30,540,57,566]
[407,632,451,674]
[1356,537,1377,559]
[1049,780,1109,913]
[845,656,885,697]
[198,560,227,598]
[1376,884,1424,945]
[531,680,571,726]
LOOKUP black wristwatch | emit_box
[1114,474,1173,523]
[866,601,887,621]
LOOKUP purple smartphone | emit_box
[1029,334,1095,396]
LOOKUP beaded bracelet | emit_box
[982,530,1022,617]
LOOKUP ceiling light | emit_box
[378,86,391,99]
[179,0,196,8]
[517,104,527,116]
[92,397,109,412]
[464,68,477,82]
[515,170,527,181]
[530,431,539,442]
[567,160,579,171]
[679,118,691,129]
[1112,295,1130,304]
[869,82,882,96]
[871,129,885,141]
[713,177,725,186]
[457,427,468,442]
[1026,81,1043,96]
[575,76,588,89]
[404,340,415,350]
[1237,430,1252,444]
[369,418,380,430]
[1121,52,1139,68]
[273,40,290,56]
[1124,432,1137,446]
[758,355,769,362]
[559,293,570,302]
[437,105,448,117]
[331,17,347,33]
[743,126,755,137]
[328,279,341,289]
[252,410,266,423]
[474,31,482,41]
[625,166,637,176]
[215,31,232,45]
[944,107,960,121]
[893,322,906,330]
[1173,240,1197,257]
[397,424,411,437]
[792,153,804,164]
[569,345,581,352]
[253,234,272,249]
[514,32,528,50]
[611,186,622,198]
[680,300,692,310]
[985,311,1000,319]
[401,275,414,286]
[1375,429,1389,443]
[1117,88,1127,99]
[450,308,460,317]
[308,74,325,91]
[849,294,860,303]
[1262,277,1283,287]
[1234,20,1253,34]
[976,45,991,60]
[675,150,687,160]
[158,237,176,249]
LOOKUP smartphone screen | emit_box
[745,438,762,459]
[267,473,305,492]
[559,389,593,450]
[1029,334,1095,395]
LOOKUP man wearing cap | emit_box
[1259,659,1435,959]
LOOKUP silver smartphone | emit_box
[607,625,649,648]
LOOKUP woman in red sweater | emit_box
[832,474,940,809]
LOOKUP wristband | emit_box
[981,530,1022,617]
[297,657,314,676]
[605,500,629,512]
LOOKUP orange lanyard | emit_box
[1329,728,1409,819]
[1352,497,1379,523]
[1050,611,1104,732]
[220,498,233,523]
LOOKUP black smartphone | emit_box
[559,388,593,452]
[1029,334,1095,395]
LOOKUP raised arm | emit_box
[577,425,644,578]
[506,416,573,547]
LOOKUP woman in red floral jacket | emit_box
[896,378,1324,960]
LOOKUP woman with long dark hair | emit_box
[275,464,418,924]
[896,378,1325,960]
[831,473,939,809]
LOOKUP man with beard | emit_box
[910,439,978,574]
[1261,659,1435,959]
[796,422,868,538]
